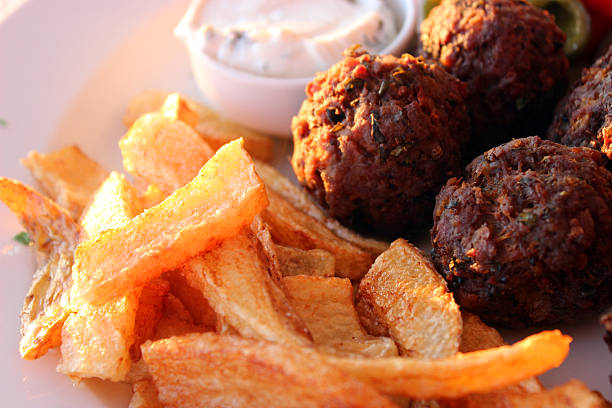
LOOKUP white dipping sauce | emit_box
[175,0,397,78]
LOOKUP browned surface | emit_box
[432,137,612,326]
[420,0,568,151]
[548,44,612,166]
[291,50,470,234]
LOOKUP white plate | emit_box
[0,0,610,406]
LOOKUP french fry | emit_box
[276,245,335,277]
[356,239,461,359]
[160,93,199,128]
[130,278,170,361]
[60,174,155,380]
[254,160,389,257]
[120,111,214,196]
[139,184,165,210]
[142,332,398,408]
[79,171,141,241]
[324,330,571,399]
[250,214,283,284]
[71,139,268,304]
[283,275,397,358]
[123,90,274,162]
[262,190,374,280]
[129,380,162,408]
[182,229,312,346]
[439,379,610,408]
[57,288,142,381]
[152,294,207,341]
[0,178,80,359]
[162,270,217,330]
[21,146,109,219]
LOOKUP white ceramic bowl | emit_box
[179,0,418,137]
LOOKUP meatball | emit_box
[431,136,612,327]
[547,44,612,167]
[291,49,471,234]
[419,0,568,153]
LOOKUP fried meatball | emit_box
[431,136,612,327]
[291,49,470,235]
[419,0,568,153]
[547,44,612,167]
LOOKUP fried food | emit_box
[283,275,398,358]
[120,98,214,196]
[142,332,397,408]
[79,171,141,240]
[291,49,470,234]
[71,139,268,304]
[254,160,389,258]
[58,288,142,381]
[432,136,612,326]
[262,190,374,280]
[0,177,80,359]
[182,229,311,346]
[276,245,335,277]
[548,43,612,167]
[324,331,571,399]
[419,0,568,150]
[129,380,162,408]
[123,90,273,162]
[21,145,109,219]
[357,239,461,359]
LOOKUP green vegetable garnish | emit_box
[13,231,31,245]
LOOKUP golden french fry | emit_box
[276,245,335,277]
[129,380,162,408]
[21,146,109,219]
[79,171,141,241]
[142,332,397,408]
[120,112,214,196]
[139,184,165,210]
[183,229,311,346]
[254,160,389,257]
[160,93,199,128]
[262,190,374,280]
[58,288,142,381]
[283,275,397,358]
[162,270,217,330]
[123,90,274,162]
[152,294,207,341]
[0,178,80,359]
[71,139,268,304]
[130,278,170,361]
[356,239,461,359]
[324,330,571,399]
[440,379,609,408]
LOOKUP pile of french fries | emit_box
[2,92,609,407]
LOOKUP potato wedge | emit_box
[71,139,268,304]
[440,379,610,408]
[79,171,141,241]
[276,245,335,277]
[129,380,162,408]
[130,278,170,360]
[262,190,374,280]
[183,229,311,346]
[357,239,461,359]
[57,288,141,381]
[324,330,571,399]
[123,90,273,162]
[0,178,80,359]
[160,93,199,128]
[152,294,207,341]
[162,270,217,330]
[142,332,397,408]
[283,275,397,358]
[120,111,214,196]
[21,146,108,219]
[255,160,388,257]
